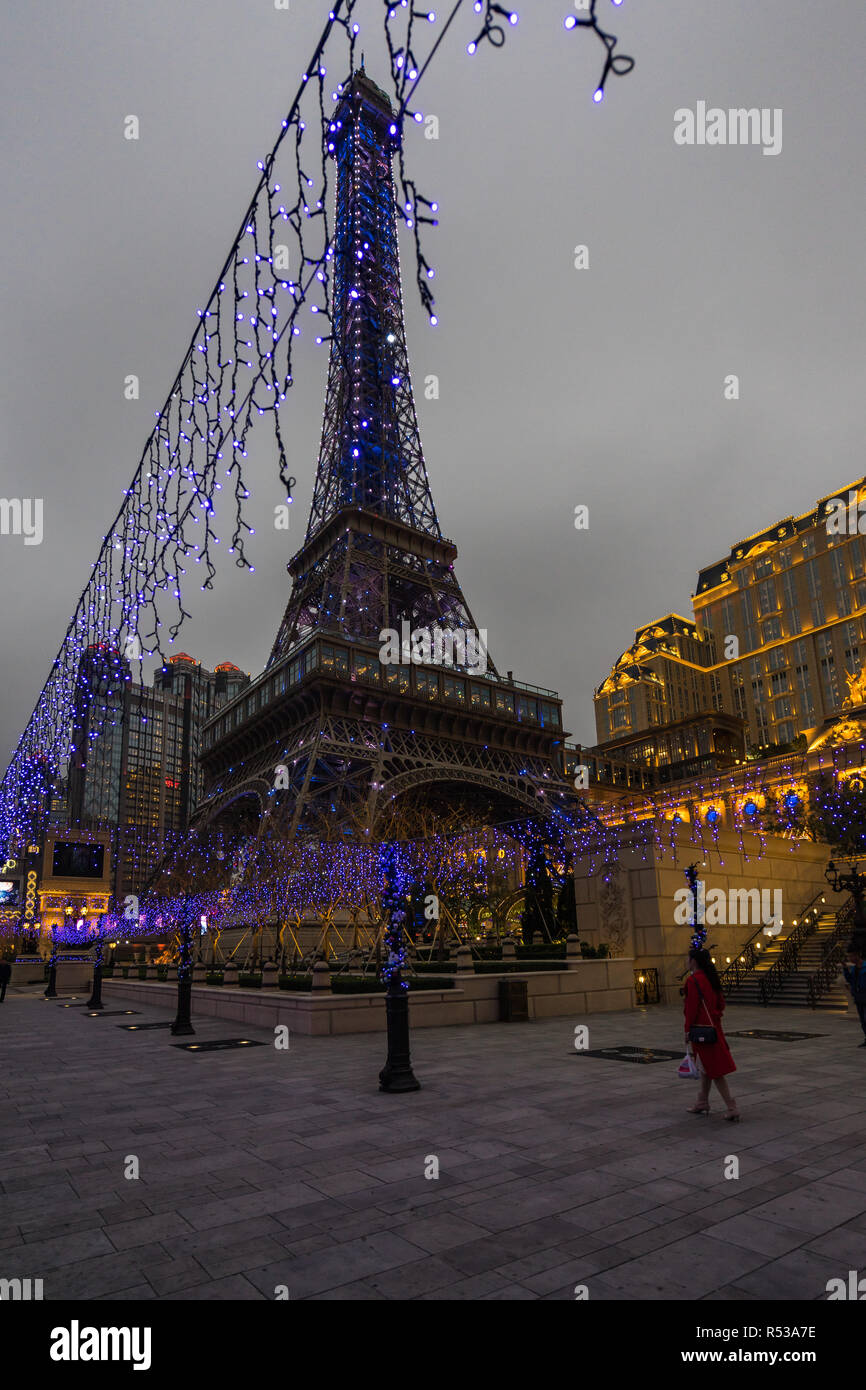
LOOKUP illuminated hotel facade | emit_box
[592,478,866,769]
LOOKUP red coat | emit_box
[684,970,737,1079]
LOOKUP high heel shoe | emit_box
[686,1103,710,1115]
[723,1108,741,1122]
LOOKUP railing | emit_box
[757,923,811,1004]
[720,887,826,995]
[806,901,856,1008]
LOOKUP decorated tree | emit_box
[521,839,555,945]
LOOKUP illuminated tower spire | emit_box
[268,69,482,664]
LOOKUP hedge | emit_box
[277,974,455,993]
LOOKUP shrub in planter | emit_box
[332,976,385,994]
[278,974,312,991]
[156,966,169,981]
[137,965,148,980]
[516,942,567,959]
[239,972,262,989]
[474,960,566,973]
[205,972,224,986]
[121,966,130,978]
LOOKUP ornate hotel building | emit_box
[591,478,866,774]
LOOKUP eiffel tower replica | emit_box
[197,70,576,844]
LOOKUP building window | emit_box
[442,676,466,704]
[754,555,774,580]
[517,692,539,722]
[470,683,491,710]
[385,664,411,694]
[416,669,440,700]
[320,644,348,677]
[762,616,783,643]
[495,690,515,717]
[353,652,381,684]
[540,701,561,728]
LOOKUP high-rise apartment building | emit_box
[68,650,248,892]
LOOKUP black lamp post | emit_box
[685,863,705,949]
[170,895,195,1036]
[43,920,62,998]
[86,919,105,1010]
[378,858,420,1094]
[825,861,866,933]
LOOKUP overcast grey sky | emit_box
[1,0,864,770]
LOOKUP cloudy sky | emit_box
[1,0,864,771]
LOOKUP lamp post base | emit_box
[44,966,57,999]
[171,977,195,1036]
[379,987,420,1093]
[87,966,104,1010]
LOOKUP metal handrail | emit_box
[806,901,856,1007]
[720,887,827,994]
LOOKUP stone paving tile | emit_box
[104,1210,195,1252]
[588,1233,771,1300]
[245,1231,427,1298]
[704,1214,810,1257]
[747,1180,866,1236]
[138,1256,211,1296]
[162,1274,264,1301]
[308,1280,388,1299]
[99,1284,160,1300]
[418,1270,513,1299]
[36,1245,169,1300]
[195,1235,289,1279]
[729,1247,843,1300]
[804,1226,866,1267]
[442,1217,589,1276]
[3,993,864,1301]
[480,1284,540,1299]
[364,1255,462,1299]
[391,1213,493,1254]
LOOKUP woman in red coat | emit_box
[683,947,740,1121]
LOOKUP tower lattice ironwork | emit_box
[197,70,577,843]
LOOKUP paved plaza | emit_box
[1,986,864,1301]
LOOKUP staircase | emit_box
[726,909,853,1010]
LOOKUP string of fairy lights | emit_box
[11,751,866,959]
[1,0,634,852]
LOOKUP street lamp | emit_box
[378,856,420,1094]
[824,861,866,933]
[86,915,106,1010]
[170,894,195,1036]
[44,905,72,998]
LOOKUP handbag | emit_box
[687,976,718,1045]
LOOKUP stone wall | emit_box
[103,958,635,1036]
[573,827,831,1002]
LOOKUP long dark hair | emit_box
[689,946,722,995]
